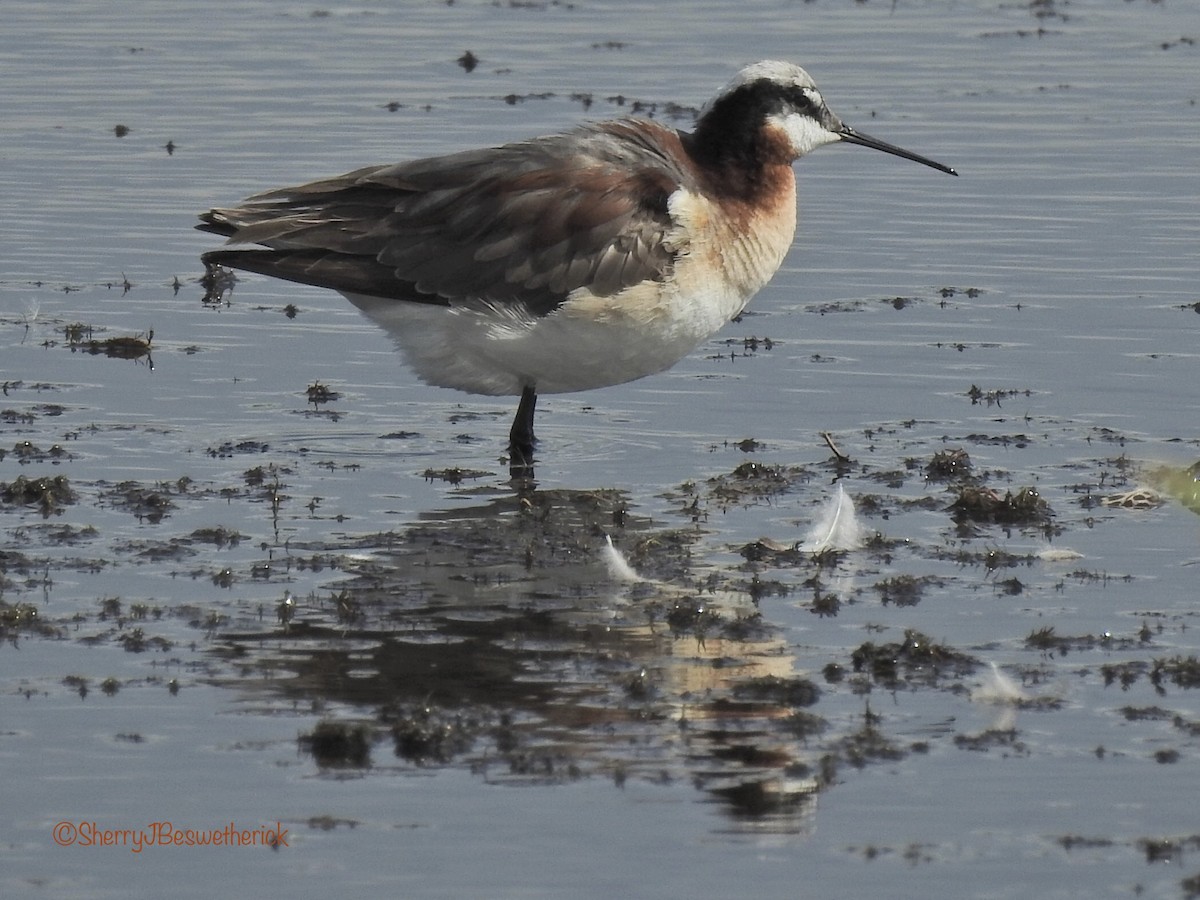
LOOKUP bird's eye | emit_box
[786,87,814,112]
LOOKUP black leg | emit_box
[508,386,537,467]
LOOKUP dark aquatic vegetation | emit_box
[0,474,75,515]
[949,485,1053,527]
[299,721,372,769]
[925,448,972,482]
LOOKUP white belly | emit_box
[344,276,745,396]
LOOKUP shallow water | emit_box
[3,0,1200,897]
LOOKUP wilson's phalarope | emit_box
[199,60,955,467]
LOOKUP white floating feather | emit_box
[973,662,1025,705]
[603,534,643,584]
[21,298,40,326]
[799,483,863,553]
[1037,547,1083,562]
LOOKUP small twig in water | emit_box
[821,431,850,463]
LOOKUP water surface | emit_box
[2,1,1199,897]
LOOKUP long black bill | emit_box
[839,125,958,176]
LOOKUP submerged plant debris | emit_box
[53,321,154,362]
[1,474,76,515]
[948,485,1053,528]
[299,720,372,769]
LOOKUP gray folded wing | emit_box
[199,120,694,317]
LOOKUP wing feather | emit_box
[200,121,694,316]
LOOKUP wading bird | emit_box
[199,60,955,468]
